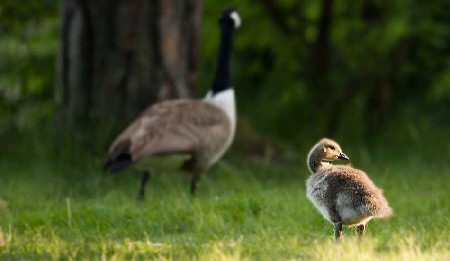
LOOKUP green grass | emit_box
[0,145,449,260]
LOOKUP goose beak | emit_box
[338,152,349,161]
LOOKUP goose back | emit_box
[105,99,232,172]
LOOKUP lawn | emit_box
[0,140,449,260]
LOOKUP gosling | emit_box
[306,138,392,240]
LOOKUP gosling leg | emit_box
[334,223,343,241]
[356,224,365,236]
[137,171,150,201]
[329,206,343,241]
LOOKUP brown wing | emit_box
[104,99,229,172]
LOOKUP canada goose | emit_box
[306,138,392,240]
[104,8,241,199]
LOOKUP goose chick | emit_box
[306,138,392,240]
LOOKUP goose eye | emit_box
[330,146,336,150]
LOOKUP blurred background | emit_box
[0,0,449,163]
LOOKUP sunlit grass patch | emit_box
[197,238,246,261]
[304,235,449,261]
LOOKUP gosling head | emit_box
[308,138,350,173]
[317,138,349,162]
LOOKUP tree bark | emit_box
[55,0,203,150]
[311,0,333,92]
[308,0,335,136]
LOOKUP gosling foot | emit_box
[334,223,343,241]
[356,224,365,236]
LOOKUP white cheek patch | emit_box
[230,11,241,28]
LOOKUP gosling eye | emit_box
[330,146,336,150]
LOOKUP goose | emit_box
[104,8,241,200]
[306,138,392,240]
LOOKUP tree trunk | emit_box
[55,0,203,150]
[308,0,334,136]
[311,0,333,89]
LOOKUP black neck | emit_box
[211,23,235,94]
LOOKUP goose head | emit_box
[220,8,241,29]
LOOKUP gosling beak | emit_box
[337,152,349,161]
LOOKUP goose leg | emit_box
[356,224,365,236]
[190,176,199,196]
[190,171,201,196]
[137,171,150,201]
[334,223,343,241]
